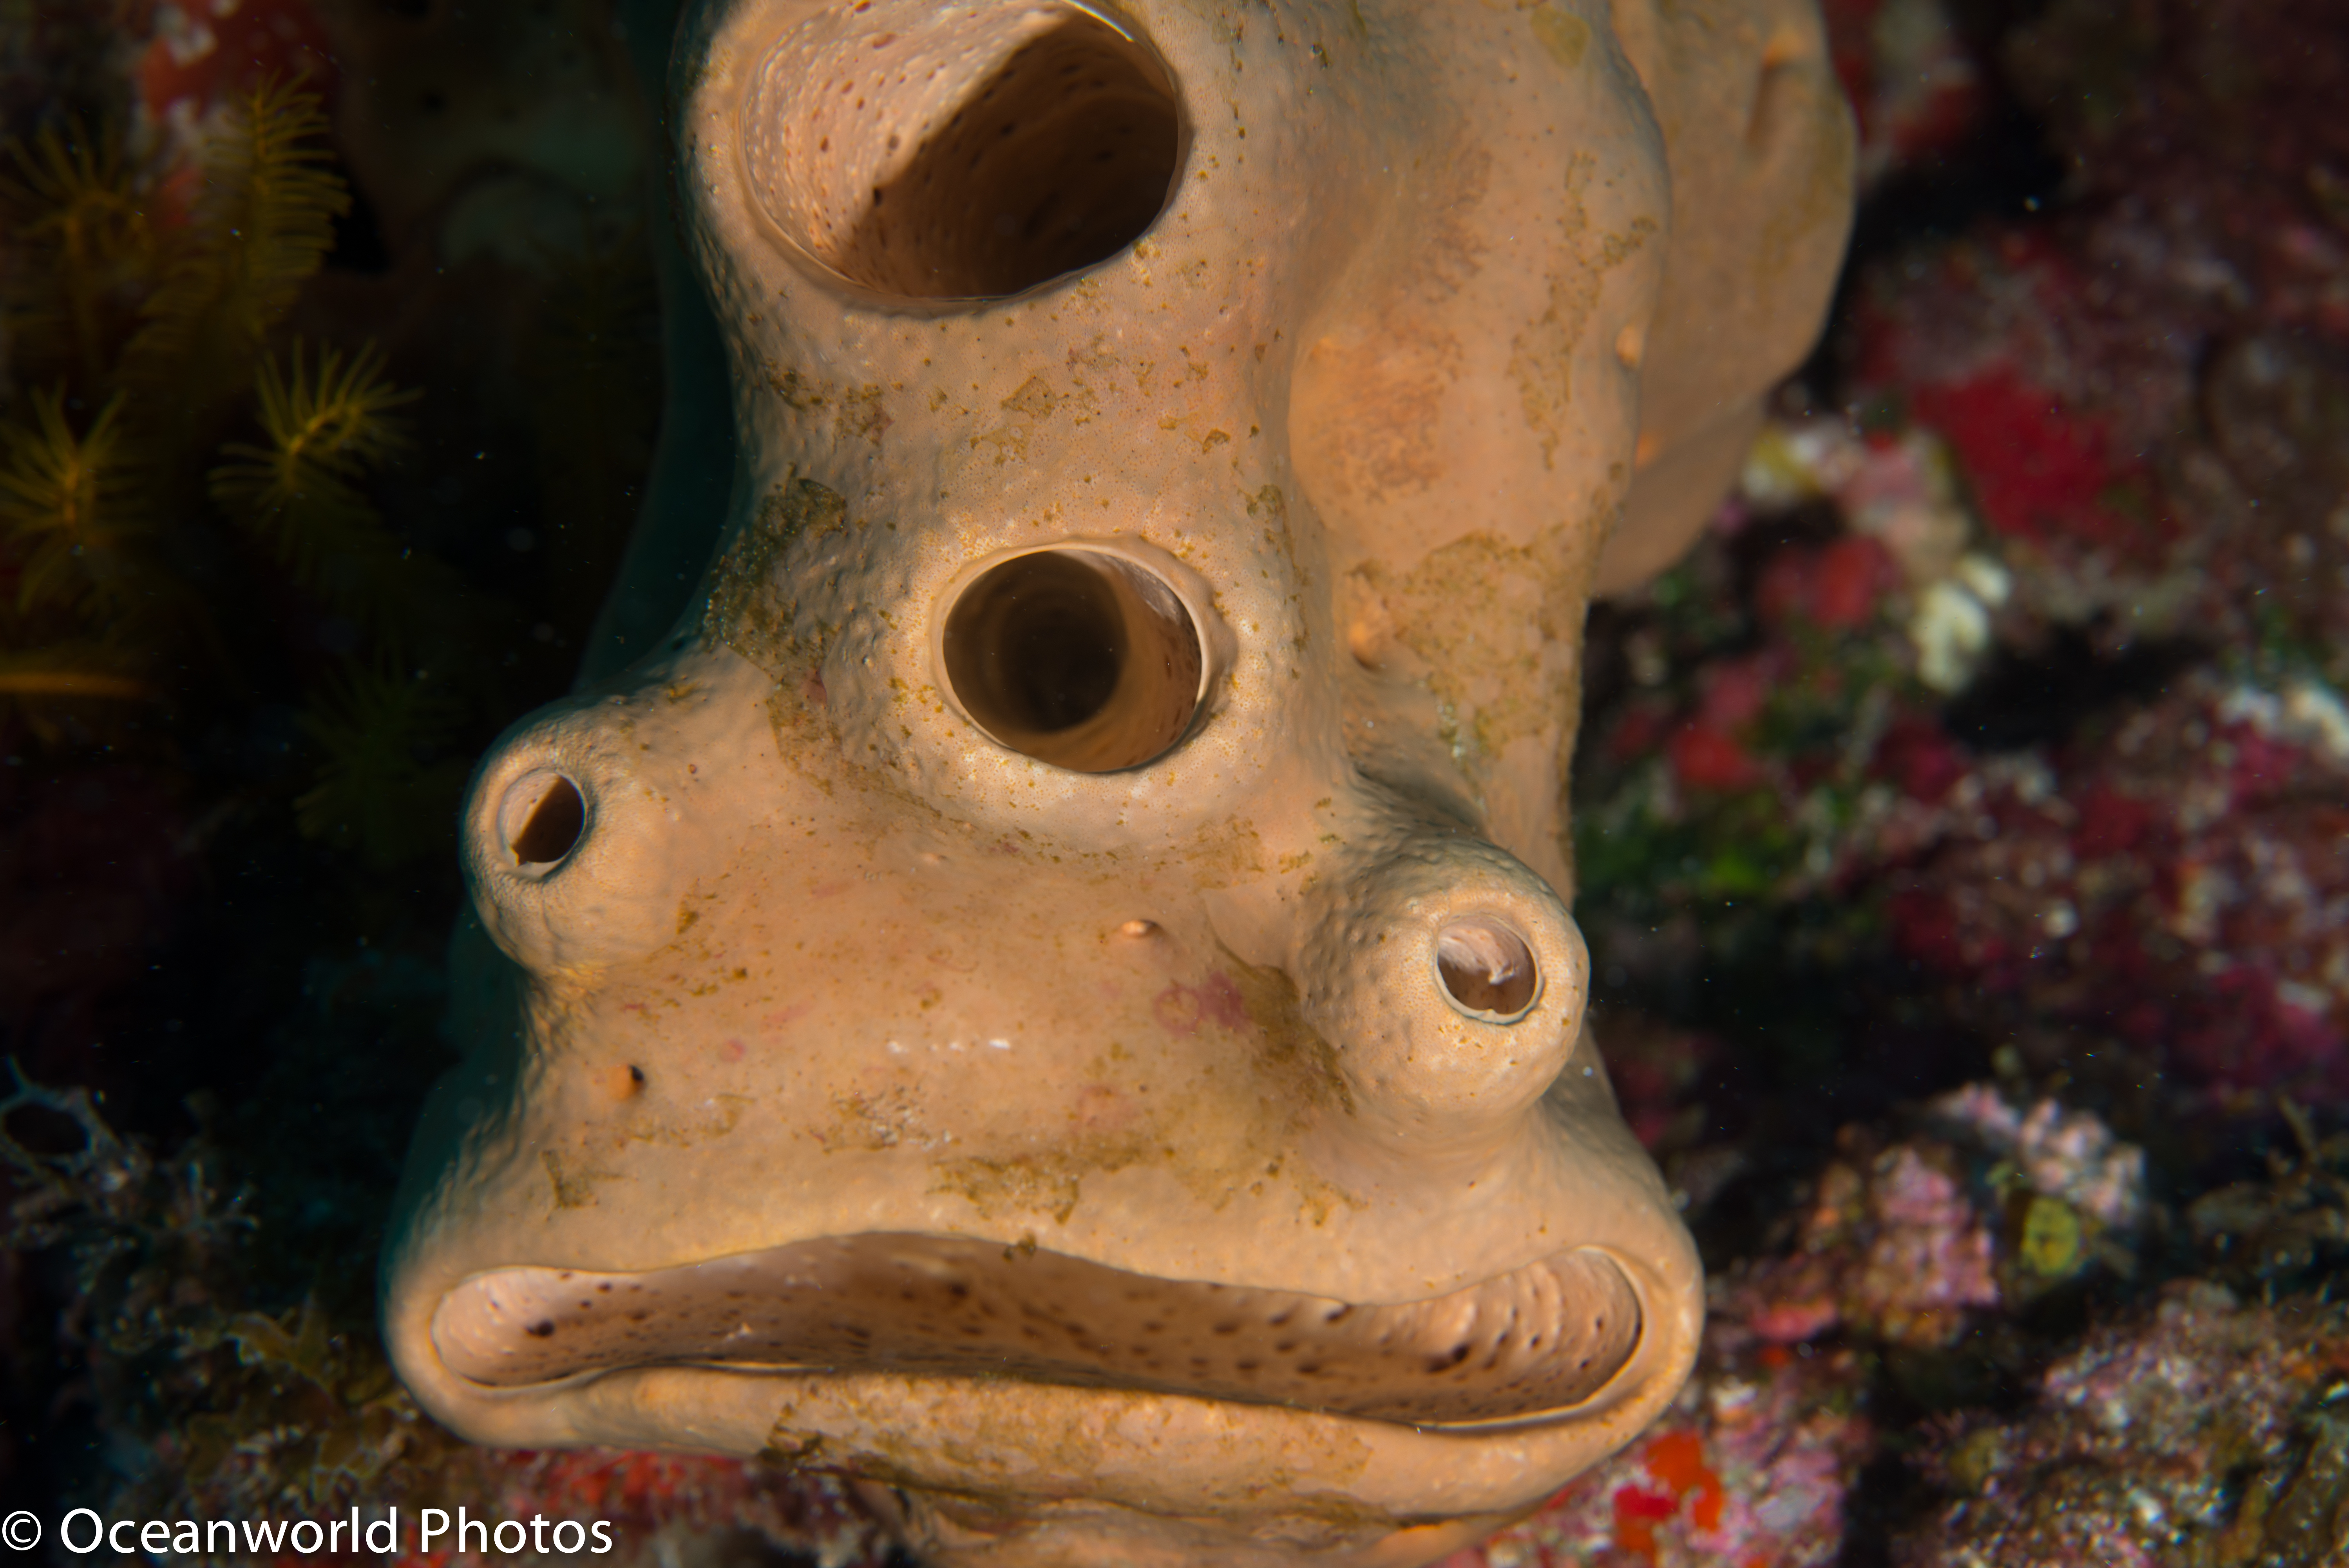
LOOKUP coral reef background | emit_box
[1,0,2345,1563]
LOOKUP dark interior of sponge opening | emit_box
[1437,919,1540,1016]
[836,9,1182,298]
[509,776,585,866]
[943,550,1203,772]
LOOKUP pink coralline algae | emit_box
[1848,0,2349,676]
[393,1450,892,1568]
[1877,672,2349,1105]
[1438,1329,1870,1568]
[1895,1282,2349,1567]
[1587,389,2349,1105]
[1904,369,2133,552]
[1853,238,2348,665]
[1705,1089,2147,1353]
[1715,1131,1997,1352]
[1928,1083,2146,1230]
